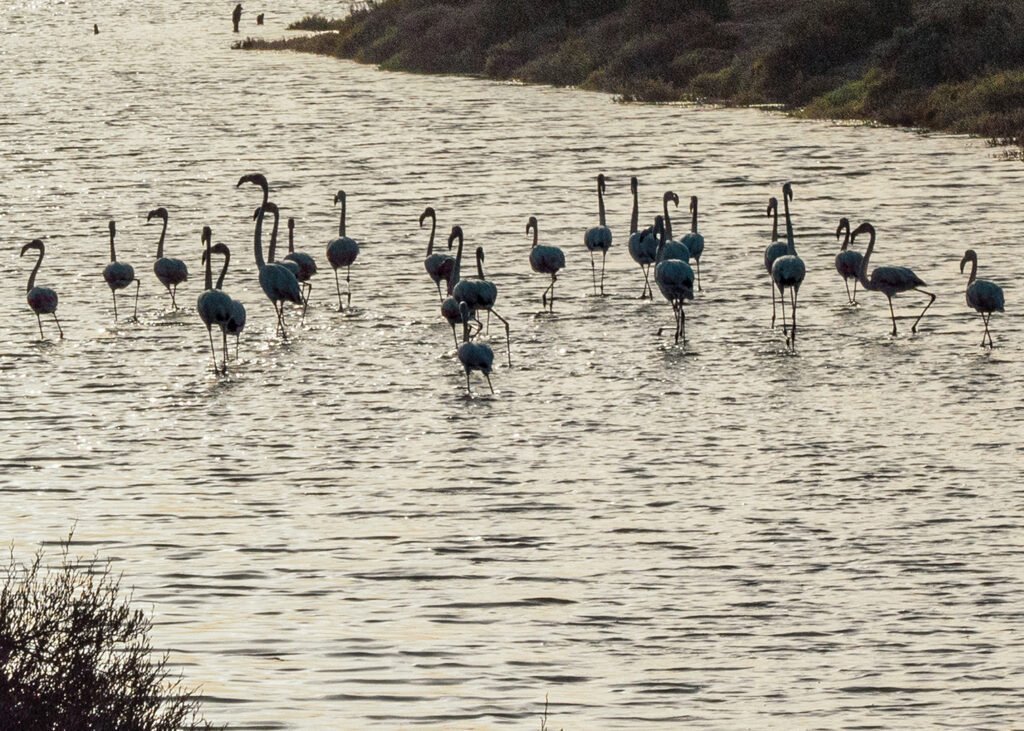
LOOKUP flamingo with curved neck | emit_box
[527,215,565,313]
[421,206,455,302]
[763,197,788,328]
[834,216,863,305]
[583,173,612,296]
[851,221,935,337]
[681,195,705,290]
[770,183,805,348]
[325,190,360,312]
[284,217,318,317]
[959,248,1003,348]
[147,207,188,309]
[102,220,139,322]
[20,239,63,339]
[196,226,233,373]
[627,177,658,299]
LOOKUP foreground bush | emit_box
[0,539,216,731]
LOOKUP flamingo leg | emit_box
[206,326,218,373]
[789,288,798,348]
[334,268,343,311]
[911,288,935,333]
[450,323,459,350]
[435,280,444,304]
[680,304,686,343]
[488,307,512,367]
[170,284,178,310]
[589,251,597,295]
[346,266,352,311]
[641,264,652,299]
[52,313,63,340]
[221,329,229,375]
[541,277,555,312]
[982,313,994,348]
[550,274,557,313]
[131,280,140,321]
[600,250,607,296]
[35,314,43,339]
[277,301,289,340]
[770,281,777,328]
[484,372,494,394]
[301,283,312,321]
[465,369,471,395]
[843,278,852,304]
[111,289,119,322]
[695,259,702,292]
[778,285,789,334]
[852,278,858,304]
[235,334,241,360]
[887,295,898,336]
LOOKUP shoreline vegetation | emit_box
[235,0,1024,149]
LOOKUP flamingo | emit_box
[681,195,705,290]
[659,191,690,262]
[285,217,318,315]
[421,206,455,302]
[583,173,612,295]
[326,190,360,312]
[959,248,1004,348]
[457,301,494,395]
[262,203,302,287]
[850,221,936,336]
[208,242,247,360]
[237,175,303,337]
[527,216,565,313]
[834,217,863,304]
[102,220,139,322]
[653,215,695,344]
[146,207,188,309]
[450,226,511,367]
[196,226,233,374]
[771,183,805,347]
[440,295,463,350]
[763,196,788,328]
[19,239,63,339]
[627,176,657,298]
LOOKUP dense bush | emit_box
[0,539,215,731]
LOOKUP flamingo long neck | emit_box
[476,249,486,279]
[26,246,43,293]
[529,221,538,249]
[155,216,167,259]
[654,217,666,261]
[966,255,978,285]
[630,184,638,234]
[857,229,876,288]
[425,214,436,256]
[109,226,117,262]
[598,180,606,227]
[338,196,347,238]
[769,202,778,242]
[268,209,280,262]
[216,250,230,290]
[451,231,464,284]
[840,224,851,251]
[782,193,796,255]
[663,197,673,240]
[690,197,698,233]
[288,219,295,254]
[253,207,266,269]
[204,234,213,290]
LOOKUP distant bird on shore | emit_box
[763,196,788,328]
[232,3,243,32]
[851,221,935,336]
[256,13,264,25]
[959,248,1004,348]
[681,196,705,290]
[583,173,612,296]
[93,23,99,34]
[527,216,565,313]
[103,220,139,322]
[326,190,360,312]
[147,207,188,309]
[457,301,494,396]
[834,217,863,305]
[770,183,805,347]
[420,206,454,302]
[20,239,63,340]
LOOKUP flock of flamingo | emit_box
[17,174,1006,393]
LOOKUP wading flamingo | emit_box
[527,216,565,313]
[147,207,188,309]
[421,206,455,303]
[763,197,788,328]
[326,190,360,312]
[583,173,612,295]
[103,220,139,322]
[834,217,863,305]
[20,239,63,339]
[959,248,1004,348]
[771,183,805,347]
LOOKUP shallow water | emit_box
[2,1,1023,728]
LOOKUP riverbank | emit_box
[236,0,1024,148]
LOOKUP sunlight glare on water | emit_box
[1,1,1023,729]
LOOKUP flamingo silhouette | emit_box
[285,217,318,316]
[583,173,612,295]
[627,176,657,298]
[326,190,360,312]
[653,215,695,344]
[20,239,63,339]
[450,226,511,366]
[850,221,935,336]
[659,191,690,263]
[457,301,494,395]
[771,183,805,347]
[834,217,863,305]
[527,216,565,313]
[147,207,188,309]
[763,197,788,328]
[421,206,455,303]
[681,195,705,290]
[196,226,232,374]
[208,242,247,360]
[959,248,1004,348]
[102,220,139,322]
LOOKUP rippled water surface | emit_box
[2,1,1024,728]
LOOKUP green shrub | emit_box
[0,539,216,731]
